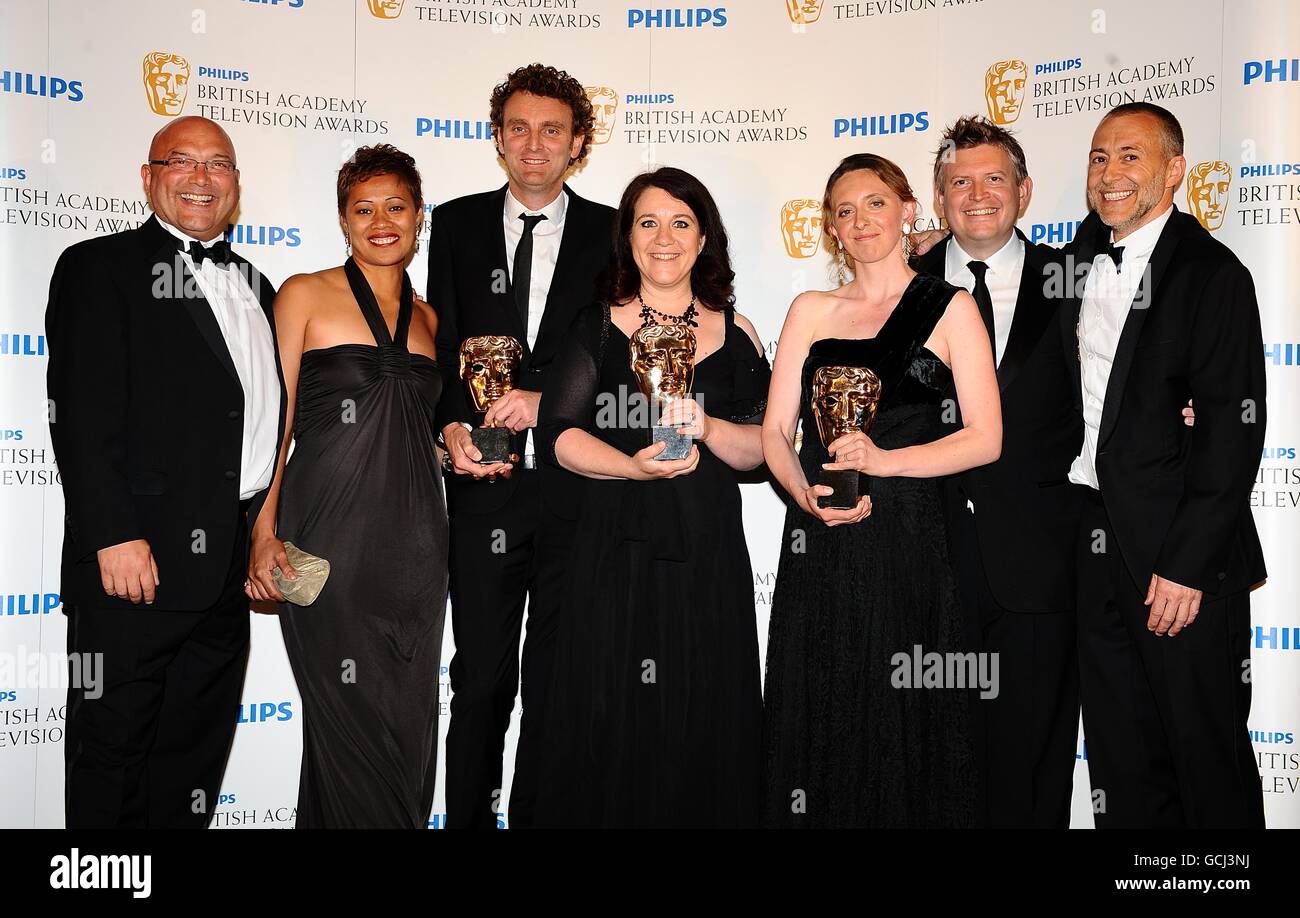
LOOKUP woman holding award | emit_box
[243,145,448,828]
[760,153,1001,827]
[535,167,770,827]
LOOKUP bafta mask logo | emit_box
[584,86,619,145]
[811,365,882,448]
[142,52,191,117]
[367,0,406,18]
[1186,160,1232,232]
[984,60,1028,125]
[785,0,825,24]
[781,199,823,258]
[460,335,523,414]
[629,324,697,401]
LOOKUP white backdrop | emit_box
[1,0,1296,828]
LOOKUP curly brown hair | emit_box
[488,63,596,166]
[336,143,423,216]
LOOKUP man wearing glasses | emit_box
[46,115,285,827]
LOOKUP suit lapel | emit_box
[532,186,594,363]
[138,217,242,385]
[1061,209,1110,407]
[995,230,1053,394]
[486,185,529,351]
[1096,207,1186,448]
[179,275,241,384]
[1060,292,1082,408]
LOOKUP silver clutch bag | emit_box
[272,541,331,606]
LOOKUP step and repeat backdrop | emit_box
[1,0,1296,828]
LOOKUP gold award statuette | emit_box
[460,335,524,464]
[629,323,697,461]
[812,365,882,509]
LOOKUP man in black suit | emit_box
[427,63,615,828]
[1064,102,1266,827]
[46,115,285,828]
[914,117,1083,827]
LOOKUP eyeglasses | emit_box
[147,157,238,175]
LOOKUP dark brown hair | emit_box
[601,167,735,311]
[488,63,596,166]
[336,143,423,215]
[932,115,1030,191]
[1100,101,1185,159]
[821,153,917,264]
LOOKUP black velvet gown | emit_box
[276,259,448,828]
[762,273,977,828]
[535,303,770,827]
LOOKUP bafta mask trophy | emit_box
[459,335,524,464]
[811,365,882,509]
[629,323,697,461]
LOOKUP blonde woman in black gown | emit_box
[761,154,1002,827]
[245,145,448,828]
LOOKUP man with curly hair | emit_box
[427,62,615,829]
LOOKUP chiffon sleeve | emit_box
[537,303,608,469]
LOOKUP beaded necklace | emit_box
[636,291,699,328]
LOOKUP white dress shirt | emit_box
[1067,205,1174,490]
[158,217,280,499]
[944,231,1025,367]
[502,187,568,459]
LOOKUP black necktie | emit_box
[966,260,996,358]
[512,213,547,329]
[184,237,233,267]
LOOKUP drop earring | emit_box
[344,233,351,257]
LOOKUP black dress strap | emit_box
[874,273,961,398]
[724,308,771,424]
[343,257,414,350]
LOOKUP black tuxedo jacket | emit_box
[46,215,286,610]
[915,229,1084,613]
[1060,207,1267,596]
[427,183,615,517]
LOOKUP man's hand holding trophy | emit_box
[447,334,524,480]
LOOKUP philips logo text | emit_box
[1244,58,1299,85]
[628,7,727,28]
[833,111,928,138]
[0,70,84,102]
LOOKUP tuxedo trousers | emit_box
[1074,485,1264,828]
[951,497,1079,828]
[444,471,573,828]
[63,499,251,828]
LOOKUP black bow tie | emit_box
[182,238,233,267]
[1092,223,1125,271]
[1096,243,1125,271]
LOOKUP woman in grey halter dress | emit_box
[245,145,448,828]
